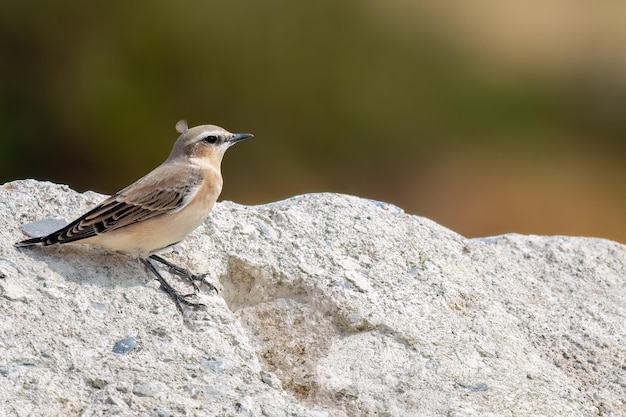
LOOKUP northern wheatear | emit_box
[16,120,253,312]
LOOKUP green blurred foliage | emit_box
[1,0,625,240]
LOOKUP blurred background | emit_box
[1,0,625,242]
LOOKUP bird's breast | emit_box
[162,170,222,245]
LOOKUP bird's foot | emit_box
[148,254,218,294]
[141,257,208,314]
[168,288,207,313]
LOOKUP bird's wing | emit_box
[21,164,203,246]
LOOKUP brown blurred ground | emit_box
[1,1,624,242]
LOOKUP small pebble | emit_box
[260,371,282,390]
[240,224,256,235]
[20,217,68,238]
[458,382,489,392]
[90,377,107,389]
[133,380,167,398]
[203,357,227,372]
[112,336,137,355]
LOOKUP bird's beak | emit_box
[230,133,254,144]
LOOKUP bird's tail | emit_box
[14,236,47,247]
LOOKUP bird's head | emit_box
[167,119,253,167]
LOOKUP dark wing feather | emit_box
[16,165,203,247]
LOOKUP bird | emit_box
[15,119,253,312]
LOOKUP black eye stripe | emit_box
[203,135,219,144]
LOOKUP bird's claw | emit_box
[190,273,218,295]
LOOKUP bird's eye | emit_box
[203,135,219,144]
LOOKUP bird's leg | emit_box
[148,254,217,294]
[141,258,205,313]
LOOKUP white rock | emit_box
[133,380,168,398]
[260,370,283,390]
[1,179,624,416]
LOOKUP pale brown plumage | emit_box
[16,120,253,312]
[18,165,204,251]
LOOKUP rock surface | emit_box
[0,179,624,417]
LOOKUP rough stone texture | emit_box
[1,179,624,417]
